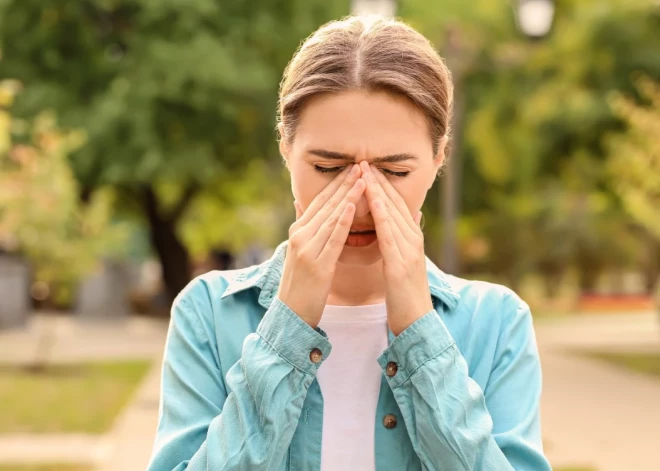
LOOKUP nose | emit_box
[354,188,371,218]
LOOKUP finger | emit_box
[370,197,403,261]
[304,164,362,235]
[317,202,356,265]
[294,200,302,220]
[309,177,366,258]
[294,164,358,228]
[362,164,416,245]
[370,164,419,233]
[415,211,422,226]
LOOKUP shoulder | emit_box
[441,276,537,384]
[443,275,534,353]
[170,265,263,335]
[176,259,268,304]
[448,275,530,320]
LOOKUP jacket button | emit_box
[309,348,323,363]
[383,414,397,429]
[386,361,398,377]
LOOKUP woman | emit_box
[147,15,551,471]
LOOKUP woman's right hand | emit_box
[276,164,365,328]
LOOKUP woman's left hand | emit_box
[360,161,434,336]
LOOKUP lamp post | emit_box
[514,0,555,39]
[440,1,555,275]
[351,0,396,17]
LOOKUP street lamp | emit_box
[440,2,555,275]
[351,0,396,17]
[515,0,555,38]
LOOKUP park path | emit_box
[536,313,660,471]
[0,311,658,470]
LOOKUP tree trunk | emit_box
[543,269,564,299]
[642,235,660,295]
[142,187,193,308]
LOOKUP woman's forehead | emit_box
[294,90,433,157]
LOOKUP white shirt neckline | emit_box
[320,302,387,324]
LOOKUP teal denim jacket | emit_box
[147,240,551,471]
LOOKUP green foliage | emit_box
[0,1,349,299]
[181,159,292,258]
[0,0,347,210]
[403,0,660,289]
[0,82,127,305]
[1,0,659,298]
[607,77,660,238]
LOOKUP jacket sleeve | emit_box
[146,281,331,471]
[377,297,552,471]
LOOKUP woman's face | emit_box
[281,90,445,266]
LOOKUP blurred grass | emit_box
[0,466,92,471]
[581,351,660,378]
[0,360,151,434]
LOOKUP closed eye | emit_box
[313,165,409,177]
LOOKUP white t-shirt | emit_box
[316,303,389,471]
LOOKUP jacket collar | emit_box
[221,240,461,312]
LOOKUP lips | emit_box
[345,230,378,247]
[349,226,375,233]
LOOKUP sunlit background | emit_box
[0,1,659,470]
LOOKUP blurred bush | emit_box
[0,0,658,308]
[608,76,660,239]
[0,82,127,307]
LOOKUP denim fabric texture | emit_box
[146,240,551,471]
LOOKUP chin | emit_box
[337,242,383,266]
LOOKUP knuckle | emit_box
[288,221,300,236]
[295,248,312,265]
[340,177,353,190]
[337,214,351,226]
[326,211,340,227]
[330,195,342,209]
[289,233,304,250]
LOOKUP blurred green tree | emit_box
[0,81,126,306]
[607,77,660,295]
[403,0,660,295]
[0,0,348,303]
[608,77,660,238]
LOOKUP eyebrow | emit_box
[308,149,417,164]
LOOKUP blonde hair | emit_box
[278,15,454,157]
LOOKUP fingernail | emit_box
[350,165,359,176]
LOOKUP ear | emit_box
[278,123,290,169]
[431,135,449,187]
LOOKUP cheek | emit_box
[393,178,427,213]
[290,165,329,210]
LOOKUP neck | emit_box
[327,259,386,306]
